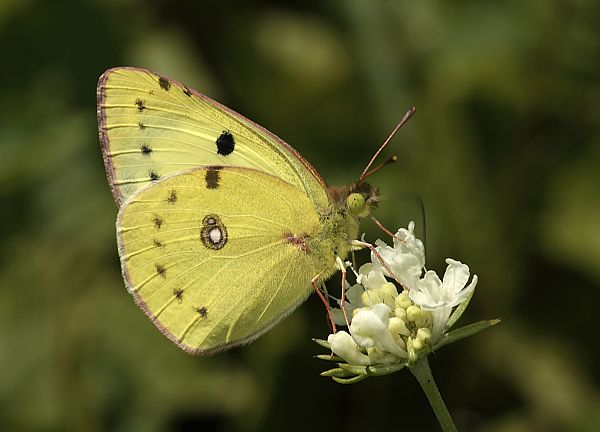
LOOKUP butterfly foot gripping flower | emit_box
[315,222,499,430]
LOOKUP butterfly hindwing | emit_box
[97,67,329,208]
[117,166,322,354]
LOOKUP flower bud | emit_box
[412,338,424,351]
[388,316,410,337]
[377,282,399,309]
[416,327,431,343]
[394,307,407,320]
[395,290,413,309]
[361,290,383,307]
[406,305,422,323]
[388,317,409,349]
[328,331,371,366]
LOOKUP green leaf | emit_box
[338,363,368,375]
[434,319,501,350]
[321,367,356,378]
[315,354,343,362]
[332,375,368,384]
[312,338,331,349]
[367,362,407,376]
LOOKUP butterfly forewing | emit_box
[97,67,329,208]
[117,166,321,354]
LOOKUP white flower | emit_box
[410,258,477,309]
[350,304,407,358]
[395,221,426,266]
[319,223,487,377]
[372,221,425,290]
[356,263,387,290]
[409,258,478,341]
[331,283,365,326]
[328,331,371,365]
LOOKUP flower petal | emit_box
[357,263,387,290]
[442,259,470,296]
[350,304,406,358]
[345,283,365,306]
[372,232,424,291]
[452,274,477,306]
[330,308,347,327]
[328,331,371,365]
[410,271,444,309]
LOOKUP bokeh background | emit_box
[1,1,599,431]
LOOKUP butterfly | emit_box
[97,67,414,355]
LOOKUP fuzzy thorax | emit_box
[307,183,380,279]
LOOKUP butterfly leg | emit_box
[312,273,337,333]
[335,256,351,327]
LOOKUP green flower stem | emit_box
[410,358,458,432]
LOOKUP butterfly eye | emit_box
[347,192,366,215]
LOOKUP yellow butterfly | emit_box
[97,67,413,354]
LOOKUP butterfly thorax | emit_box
[306,182,379,280]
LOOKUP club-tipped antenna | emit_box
[361,154,398,180]
[358,107,416,182]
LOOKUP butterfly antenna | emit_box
[361,154,398,179]
[358,107,416,182]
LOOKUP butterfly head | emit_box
[329,182,379,219]
[347,182,379,218]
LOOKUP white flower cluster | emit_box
[328,222,478,366]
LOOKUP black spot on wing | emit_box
[166,190,177,204]
[183,87,193,97]
[135,98,145,112]
[196,306,208,318]
[200,215,227,250]
[153,238,164,248]
[152,215,164,229]
[158,76,171,91]
[216,131,235,156]
[155,264,167,278]
[138,121,146,130]
[140,144,152,156]
[205,166,222,189]
[202,215,221,226]
[149,171,160,181]
[174,288,184,302]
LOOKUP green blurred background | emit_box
[1,0,599,431]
